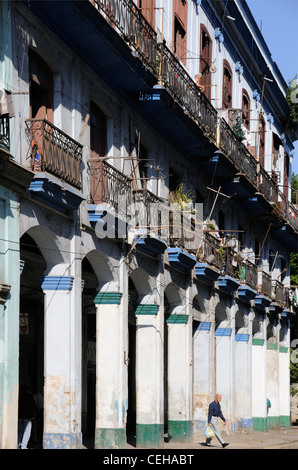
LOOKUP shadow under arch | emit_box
[83,249,117,292]
[21,225,68,275]
[215,301,229,329]
[129,267,156,304]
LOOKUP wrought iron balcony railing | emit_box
[26,119,83,190]
[89,0,297,233]
[271,279,285,307]
[257,269,272,298]
[88,159,133,216]
[0,115,10,151]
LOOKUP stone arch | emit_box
[215,301,229,328]
[252,313,263,339]
[235,309,247,334]
[192,293,206,322]
[84,249,117,292]
[129,267,156,304]
[164,282,184,314]
[21,225,68,276]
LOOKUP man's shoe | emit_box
[222,443,229,448]
[205,438,212,446]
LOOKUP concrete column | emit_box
[167,313,192,443]
[234,306,252,432]
[0,193,20,449]
[93,292,125,449]
[252,313,267,431]
[41,276,82,449]
[215,328,232,420]
[193,321,212,436]
[266,317,280,429]
[135,304,163,448]
[279,318,291,428]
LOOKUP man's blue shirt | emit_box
[208,400,226,423]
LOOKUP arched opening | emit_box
[81,257,98,447]
[19,232,46,448]
[164,282,182,441]
[127,277,138,445]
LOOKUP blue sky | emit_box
[246,0,298,174]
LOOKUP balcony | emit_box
[87,159,133,217]
[23,0,297,240]
[0,115,10,151]
[271,279,285,307]
[26,119,83,190]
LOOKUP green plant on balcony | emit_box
[169,183,195,248]
[232,115,245,142]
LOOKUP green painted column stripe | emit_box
[136,424,163,448]
[280,415,291,428]
[95,428,126,449]
[135,304,159,315]
[279,346,288,353]
[252,417,267,431]
[166,314,189,324]
[252,338,265,346]
[168,420,193,442]
[267,343,278,350]
[94,292,122,305]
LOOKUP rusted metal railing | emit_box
[88,159,133,215]
[0,115,10,151]
[26,118,83,190]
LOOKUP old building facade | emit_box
[0,0,297,449]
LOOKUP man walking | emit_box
[206,394,229,448]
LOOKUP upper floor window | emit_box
[200,25,212,101]
[222,60,232,109]
[173,0,188,64]
[137,0,156,30]
[29,49,53,122]
[242,89,250,129]
[258,116,265,167]
[90,102,107,159]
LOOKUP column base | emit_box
[168,420,193,443]
[95,428,126,449]
[43,432,82,449]
[280,415,291,428]
[252,417,267,431]
[136,424,163,448]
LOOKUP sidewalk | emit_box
[124,427,298,450]
[158,427,298,450]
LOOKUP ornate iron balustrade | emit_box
[26,119,83,190]
[91,0,158,74]
[202,231,224,270]
[158,44,217,141]
[218,118,257,185]
[271,279,284,306]
[0,115,10,151]
[88,159,133,215]
[90,0,297,234]
[241,259,258,290]
[257,269,272,298]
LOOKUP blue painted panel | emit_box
[215,328,232,337]
[167,248,196,273]
[40,276,74,291]
[195,263,220,285]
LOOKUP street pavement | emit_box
[124,426,298,450]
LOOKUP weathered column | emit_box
[252,311,267,430]
[93,292,125,449]
[193,321,212,436]
[135,304,164,448]
[279,315,291,428]
[167,312,192,443]
[266,315,280,429]
[42,276,82,449]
